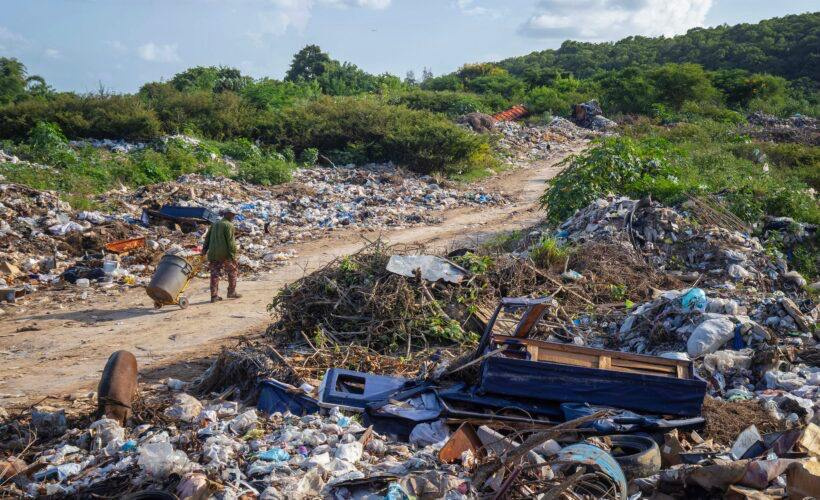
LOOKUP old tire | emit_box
[608,435,661,480]
[178,296,189,309]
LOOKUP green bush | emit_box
[541,137,678,223]
[220,137,261,160]
[264,96,489,174]
[545,123,820,228]
[235,155,293,185]
[0,93,162,140]
[388,90,487,116]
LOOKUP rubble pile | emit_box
[0,388,472,498]
[495,117,596,166]
[743,111,820,145]
[557,195,797,289]
[121,165,505,237]
[571,99,619,131]
[0,162,507,309]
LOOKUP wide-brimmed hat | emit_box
[222,209,238,217]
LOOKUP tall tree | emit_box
[285,45,332,82]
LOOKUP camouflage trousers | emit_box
[209,259,237,298]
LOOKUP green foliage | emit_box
[453,252,493,274]
[241,78,320,109]
[388,90,487,116]
[298,147,319,166]
[235,155,293,185]
[480,230,523,253]
[0,58,28,104]
[285,45,332,82]
[169,66,253,93]
[264,96,488,174]
[497,13,820,82]
[610,283,628,301]
[541,137,672,223]
[0,93,163,140]
[650,63,718,110]
[220,137,261,160]
[530,236,569,269]
[598,67,657,115]
[544,124,820,229]
[424,314,476,344]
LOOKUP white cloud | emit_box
[350,0,391,8]
[454,0,497,17]
[44,48,61,59]
[520,0,713,40]
[137,42,181,63]
[248,0,391,44]
[0,25,26,51]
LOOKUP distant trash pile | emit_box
[0,161,506,313]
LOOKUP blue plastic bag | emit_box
[680,288,707,312]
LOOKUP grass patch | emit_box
[530,236,569,269]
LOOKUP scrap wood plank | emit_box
[491,335,690,378]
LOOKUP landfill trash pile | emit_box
[542,196,819,457]
[115,164,505,238]
[571,99,619,131]
[0,161,507,310]
[0,387,475,498]
[555,195,801,290]
[495,117,596,166]
[743,111,820,146]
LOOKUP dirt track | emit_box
[0,148,580,406]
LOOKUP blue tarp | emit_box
[257,379,320,416]
[479,356,706,417]
[158,205,221,224]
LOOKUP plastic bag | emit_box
[138,442,189,477]
[681,288,707,312]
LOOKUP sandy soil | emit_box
[0,147,580,406]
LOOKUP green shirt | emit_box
[203,218,237,262]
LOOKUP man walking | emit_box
[202,210,242,302]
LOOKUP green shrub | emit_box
[545,123,820,228]
[388,90,486,116]
[530,236,568,269]
[0,93,162,140]
[298,147,319,166]
[264,96,489,174]
[221,137,261,160]
[235,155,293,185]
[541,137,678,223]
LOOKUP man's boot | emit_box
[211,296,223,303]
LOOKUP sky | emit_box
[1,0,817,93]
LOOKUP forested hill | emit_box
[497,12,819,84]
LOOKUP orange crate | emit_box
[104,236,146,254]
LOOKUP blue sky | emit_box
[1,0,817,93]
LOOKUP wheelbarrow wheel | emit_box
[178,296,189,309]
[153,301,162,309]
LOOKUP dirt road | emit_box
[0,148,578,405]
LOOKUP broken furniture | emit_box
[474,297,708,417]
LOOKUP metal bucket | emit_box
[146,254,192,303]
